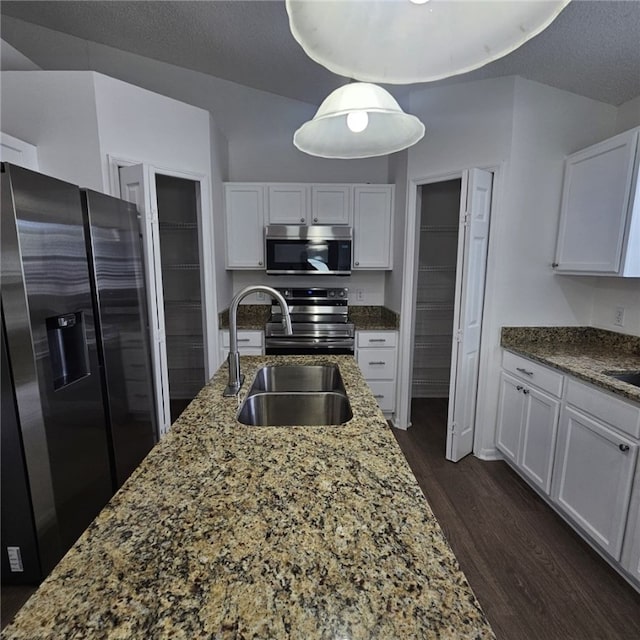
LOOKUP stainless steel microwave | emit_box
[265,225,352,275]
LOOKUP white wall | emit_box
[587,94,640,338]
[93,73,212,187]
[1,16,388,185]
[1,38,39,70]
[589,278,640,336]
[400,77,619,452]
[209,117,234,310]
[473,78,617,455]
[1,16,388,310]
[1,71,103,188]
[616,95,640,134]
[395,77,517,432]
[231,271,386,306]
[385,150,408,313]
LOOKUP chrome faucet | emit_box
[223,285,292,397]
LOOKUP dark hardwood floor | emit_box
[1,584,36,630]
[393,398,640,640]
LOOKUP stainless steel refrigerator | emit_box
[1,163,157,584]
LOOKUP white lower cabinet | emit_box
[552,404,638,560]
[356,330,398,415]
[622,470,640,583]
[219,330,264,366]
[496,357,562,494]
[498,349,640,588]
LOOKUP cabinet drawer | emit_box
[221,330,263,349]
[502,351,564,397]
[357,331,397,348]
[566,378,640,438]
[367,381,395,412]
[357,348,396,379]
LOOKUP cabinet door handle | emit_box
[300,218,305,223]
[619,444,630,452]
[313,217,318,223]
[369,361,386,366]
[516,367,534,376]
[522,388,530,395]
[369,339,387,343]
[516,385,523,391]
[258,260,263,266]
[552,262,559,268]
[237,338,251,343]
[374,394,384,399]
[355,261,360,266]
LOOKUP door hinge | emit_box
[462,213,470,226]
[455,329,463,343]
[450,422,457,434]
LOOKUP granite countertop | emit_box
[3,355,494,639]
[219,305,271,330]
[501,327,640,402]
[349,306,400,331]
[219,305,400,331]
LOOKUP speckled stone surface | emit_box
[501,327,640,402]
[219,305,400,331]
[349,306,400,330]
[3,356,494,640]
[219,304,271,330]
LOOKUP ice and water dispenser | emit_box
[46,312,90,390]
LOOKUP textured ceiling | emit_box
[1,0,639,107]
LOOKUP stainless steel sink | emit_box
[249,364,346,393]
[237,391,352,426]
[237,364,352,426]
[605,371,640,388]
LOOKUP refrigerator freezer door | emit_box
[1,164,113,553]
[81,189,157,488]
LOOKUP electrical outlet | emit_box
[255,291,265,301]
[614,306,625,327]
[7,546,23,572]
[356,288,365,302]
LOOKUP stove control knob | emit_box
[328,290,335,297]
[339,290,345,297]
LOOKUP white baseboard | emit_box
[474,447,502,461]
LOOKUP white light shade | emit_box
[294,82,425,159]
[286,0,571,84]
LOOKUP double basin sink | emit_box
[237,364,353,426]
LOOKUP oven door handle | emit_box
[265,338,355,348]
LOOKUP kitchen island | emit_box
[3,355,494,639]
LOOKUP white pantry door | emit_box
[446,168,493,461]
[119,164,170,436]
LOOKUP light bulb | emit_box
[346,110,369,133]
[409,0,431,4]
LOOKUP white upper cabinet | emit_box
[267,184,308,224]
[353,185,394,269]
[224,182,394,271]
[266,184,351,225]
[310,185,352,225]
[224,184,265,269]
[554,127,640,276]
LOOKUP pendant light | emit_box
[286,0,571,85]
[294,82,425,159]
